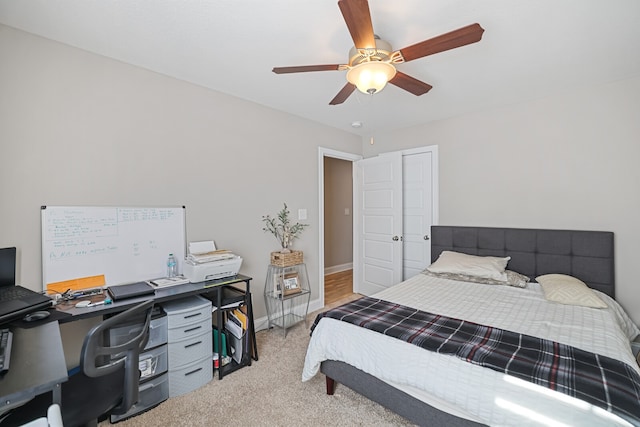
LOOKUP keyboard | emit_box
[0,328,13,374]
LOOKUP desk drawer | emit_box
[140,344,168,380]
[168,355,212,397]
[147,315,169,348]
[163,295,211,328]
[167,316,210,342]
[110,314,168,351]
[168,329,212,366]
[110,373,169,423]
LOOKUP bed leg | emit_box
[325,376,336,395]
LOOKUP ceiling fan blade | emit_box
[399,23,485,62]
[272,65,341,74]
[389,71,433,96]
[338,0,376,49]
[329,83,356,105]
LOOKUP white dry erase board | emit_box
[41,206,186,291]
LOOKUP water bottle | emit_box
[167,253,177,278]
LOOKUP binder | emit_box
[212,328,227,358]
[107,281,155,301]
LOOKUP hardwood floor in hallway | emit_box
[324,269,355,306]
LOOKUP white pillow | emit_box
[427,251,510,281]
[422,269,529,288]
[536,274,607,309]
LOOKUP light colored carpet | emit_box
[101,296,415,426]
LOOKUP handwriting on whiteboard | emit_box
[46,207,177,261]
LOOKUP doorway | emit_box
[318,148,362,308]
[317,146,438,306]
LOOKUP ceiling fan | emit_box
[272,0,485,105]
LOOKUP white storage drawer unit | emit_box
[162,295,213,397]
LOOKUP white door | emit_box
[402,151,434,279]
[353,152,403,296]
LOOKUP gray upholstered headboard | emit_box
[430,226,615,298]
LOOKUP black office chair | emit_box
[3,300,154,427]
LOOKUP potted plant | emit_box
[262,203,309,253]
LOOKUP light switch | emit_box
[344,208,350,216]
[298,209,307,220]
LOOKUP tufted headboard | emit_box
[430,226,615,298]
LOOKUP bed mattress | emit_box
[303,273,640,426]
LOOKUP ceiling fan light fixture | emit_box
[347,61,396,95]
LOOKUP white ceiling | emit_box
[1,0,639,136]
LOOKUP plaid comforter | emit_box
[312,296,640,425]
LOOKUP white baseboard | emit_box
[324,262,353,275]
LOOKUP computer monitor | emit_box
[0,247,17,287]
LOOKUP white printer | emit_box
[182,240,242,283]
[183,255,242,283]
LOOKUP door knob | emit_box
[424,235,430,240]
[392,236,399,241]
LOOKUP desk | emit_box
[55,274,258,368]
[1,275,257,419]
[57,275,249,319]
[0,322,68,413]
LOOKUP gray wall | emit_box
[0,25,361,327]
[323,157,353,271]
[3,22,640,332]
[366,75,640,324]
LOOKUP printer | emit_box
[183,255,242,283]
[182,241,243,283]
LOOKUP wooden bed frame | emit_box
[321,226,615,426]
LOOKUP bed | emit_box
[303,226,640,426]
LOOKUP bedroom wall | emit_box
[363,75,640,324]
[0,24,362,325]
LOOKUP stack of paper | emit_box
[186,250,236,264]
[150,276,190,288]
[186,240,238,265]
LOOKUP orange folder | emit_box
[46,274,106,294]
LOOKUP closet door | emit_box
[402,151,434,279]
[353,152,403,296]
[353,146,437,293]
